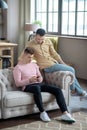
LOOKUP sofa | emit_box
[0,68,74,119]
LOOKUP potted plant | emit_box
[32,20,42,27]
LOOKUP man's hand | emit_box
[29,76,38,83]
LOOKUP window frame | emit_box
[33,0,87,38]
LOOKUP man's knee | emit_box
[69,66,75,74]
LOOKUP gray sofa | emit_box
[0,68,74,119]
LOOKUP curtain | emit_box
[18,0,31,56]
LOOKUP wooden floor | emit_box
[0,78,87,129]
[68,78,87,113]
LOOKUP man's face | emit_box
[24,53,34,63]
[35,34,45,44]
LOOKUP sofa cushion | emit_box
[0,69,17,91]
[46,35,58,51]
[4,91,57,107]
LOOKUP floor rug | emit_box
[1,110,87,130]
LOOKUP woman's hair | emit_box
[24,47,34,55]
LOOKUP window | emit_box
[31,0,59,33]
[35,0,47,30]
[47,0,58,32]
[31,0,87,37]
[76,0,87,36]
[62,0,76,35]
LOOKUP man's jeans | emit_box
[44,64,84,95]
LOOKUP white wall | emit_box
[7,0,19,65]
[58,37,87,80]
[6,0,87,80]
[7,0,19,43]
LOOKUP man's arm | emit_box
[48,39,66,64]
[13,66,30,87]
[35,64,43,82]
[58,56,66,64]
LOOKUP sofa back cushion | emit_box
[0,68,17,91]
[45,35,58,52]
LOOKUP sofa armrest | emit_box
[44,71,74,89]
[44,71,74,106]
[0,81,7,98]
[0,81,7,118]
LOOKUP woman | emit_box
[13,47,76,123]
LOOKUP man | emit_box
[14,47,76,123]
[19,28,87,97]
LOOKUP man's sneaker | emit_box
[80,91,87,100]
[71,90,78,96]
[40,111,51,122]
[80,91,86,96]
[57,113,76,123]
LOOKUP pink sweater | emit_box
[13,62,43,90]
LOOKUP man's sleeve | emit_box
[49,39,61,61]
[13,66,29,87]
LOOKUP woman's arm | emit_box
[49,39,66,64]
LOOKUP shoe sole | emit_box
[40,119,51,122]
[62,119,75,124]
[40,117,51,122]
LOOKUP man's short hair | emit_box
[36,28,46,36]
[24,47,34,55]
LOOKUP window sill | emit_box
[58,35,87,40]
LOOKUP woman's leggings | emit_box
[24,83,68,113]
